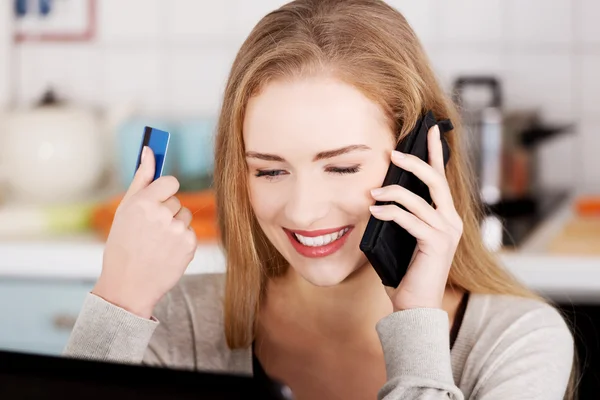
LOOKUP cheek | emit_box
[248,180,283,223]
[340,161,390,213]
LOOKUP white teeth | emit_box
[294,228,349,247]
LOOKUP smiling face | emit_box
[243,75,395,287]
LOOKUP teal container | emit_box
[174,118,216,179]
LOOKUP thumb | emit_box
[124,146,155,201]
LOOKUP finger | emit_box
[174,206,193,227]
[428,125,445,175]
[163,196,182,216]
[391,151,454,211]
[144,175,181,202]
[369,204,435,240]
[123,146,155,202]
[370,185,445,230]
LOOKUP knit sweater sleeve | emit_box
[375,304,573,399]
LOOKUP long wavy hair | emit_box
[213,1,577,398]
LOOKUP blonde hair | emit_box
[213,1,577,397]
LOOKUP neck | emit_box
[263,263,391,343]
[262,263,465,342]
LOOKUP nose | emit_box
[284,174,331,229]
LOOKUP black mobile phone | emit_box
[359,110,453,288]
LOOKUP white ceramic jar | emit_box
[0,93,106,204]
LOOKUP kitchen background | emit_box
[0,0,599,397]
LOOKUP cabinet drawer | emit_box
[0,278,95,356]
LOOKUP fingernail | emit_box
[141,146,148,164]
[371,188,383,196]
[369,205,384,213]
[392,150,405,159]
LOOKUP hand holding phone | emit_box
[360,111,464,310]
[93,127,197,319]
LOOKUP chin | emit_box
[286,249,369,287]
[296,262,359,287]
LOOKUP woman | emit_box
[64,1,576,399]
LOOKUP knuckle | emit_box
[185,230,198,248]
[156,208,173,225]
[404,153,418,163]
[167,195,181,207]
[432,171,446,187]
[442,224,462,246]
[181,207,193,222]
[387,184,404,197]
[171,219,186,234]
[162,176,181,193]
[131,197,153,216]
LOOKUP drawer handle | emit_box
[52,314,77,331]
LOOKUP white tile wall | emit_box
[165,48,237,116]
[438,0,504,44]
[431,49,505,92]
[579,120,600,191]
[387,0,439,44]
[581,55,600,117]
[578,0,600,44]
[102,48,164,113]
[165,0,230,41]
[9,0,600,191]
[506,0,573,46]
[0,1,11,107]
[504,53,574,122]
[98,0,162,43]
[537,134,578,191]
[16,44,101,108]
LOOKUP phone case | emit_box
[359,110,454,288]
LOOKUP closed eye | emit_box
[327,166,361,174]
[255,169,287,179]
[254,165,361,181]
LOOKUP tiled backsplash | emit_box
[6,0,600,191]
[0,2,11,108]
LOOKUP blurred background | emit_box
[0,0,599,397]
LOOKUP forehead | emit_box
[243,76,392,152]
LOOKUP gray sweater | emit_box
[63,273,574,399]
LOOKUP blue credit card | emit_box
[136,126,171,181]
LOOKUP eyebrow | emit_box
[245,144,372,162]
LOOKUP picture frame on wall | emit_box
[14,0,96,43]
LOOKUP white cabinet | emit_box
[0,0,11,107]
[0,278,95,356]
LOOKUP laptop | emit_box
[0,349,294,400]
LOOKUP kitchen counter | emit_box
[0,198,598,300]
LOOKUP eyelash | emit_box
[254,166,361,179]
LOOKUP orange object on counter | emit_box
[575,196,600,216]
[91,190,219,242]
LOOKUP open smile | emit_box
[284,226,354,258]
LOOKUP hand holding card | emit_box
[92,127,196,319]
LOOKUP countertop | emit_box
[0,198,598,301]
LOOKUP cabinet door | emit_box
[0,278,95,356]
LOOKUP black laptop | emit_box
[0,349,293,400]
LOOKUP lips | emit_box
[284,226,353,258]
[289,226,349,237]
